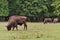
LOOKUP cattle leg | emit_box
[44,21,47,24]
[12,23,18,31]
[15,23,18,31]
[16,26,18,31]
[24,23,27,30]
[12,27,15,31]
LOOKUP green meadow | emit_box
[0,22,60,40]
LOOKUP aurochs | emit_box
[6,16,27,31]
[44,18,52,24]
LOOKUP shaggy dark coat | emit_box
[7,16,27,31]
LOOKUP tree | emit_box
[51,0,60,17]
[0,0,9,16]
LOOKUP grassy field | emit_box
[0,22,60,40]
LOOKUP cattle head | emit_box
[6,24,12,31]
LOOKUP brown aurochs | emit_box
[44,18,52,24]
[6,16,27,31]
[53,18,59,23]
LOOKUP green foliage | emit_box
[51,0,60,17]
[0,0,9,16]
[7,0,48,17]
[0,0,60,18]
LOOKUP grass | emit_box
[0,22,60,40]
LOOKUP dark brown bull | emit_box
[44,18,52,24]
[6,16,27,31]
[53,18,58,23]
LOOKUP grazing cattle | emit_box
[44,18,52,24]
[6,16,27,31]
[53,18,58,23]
